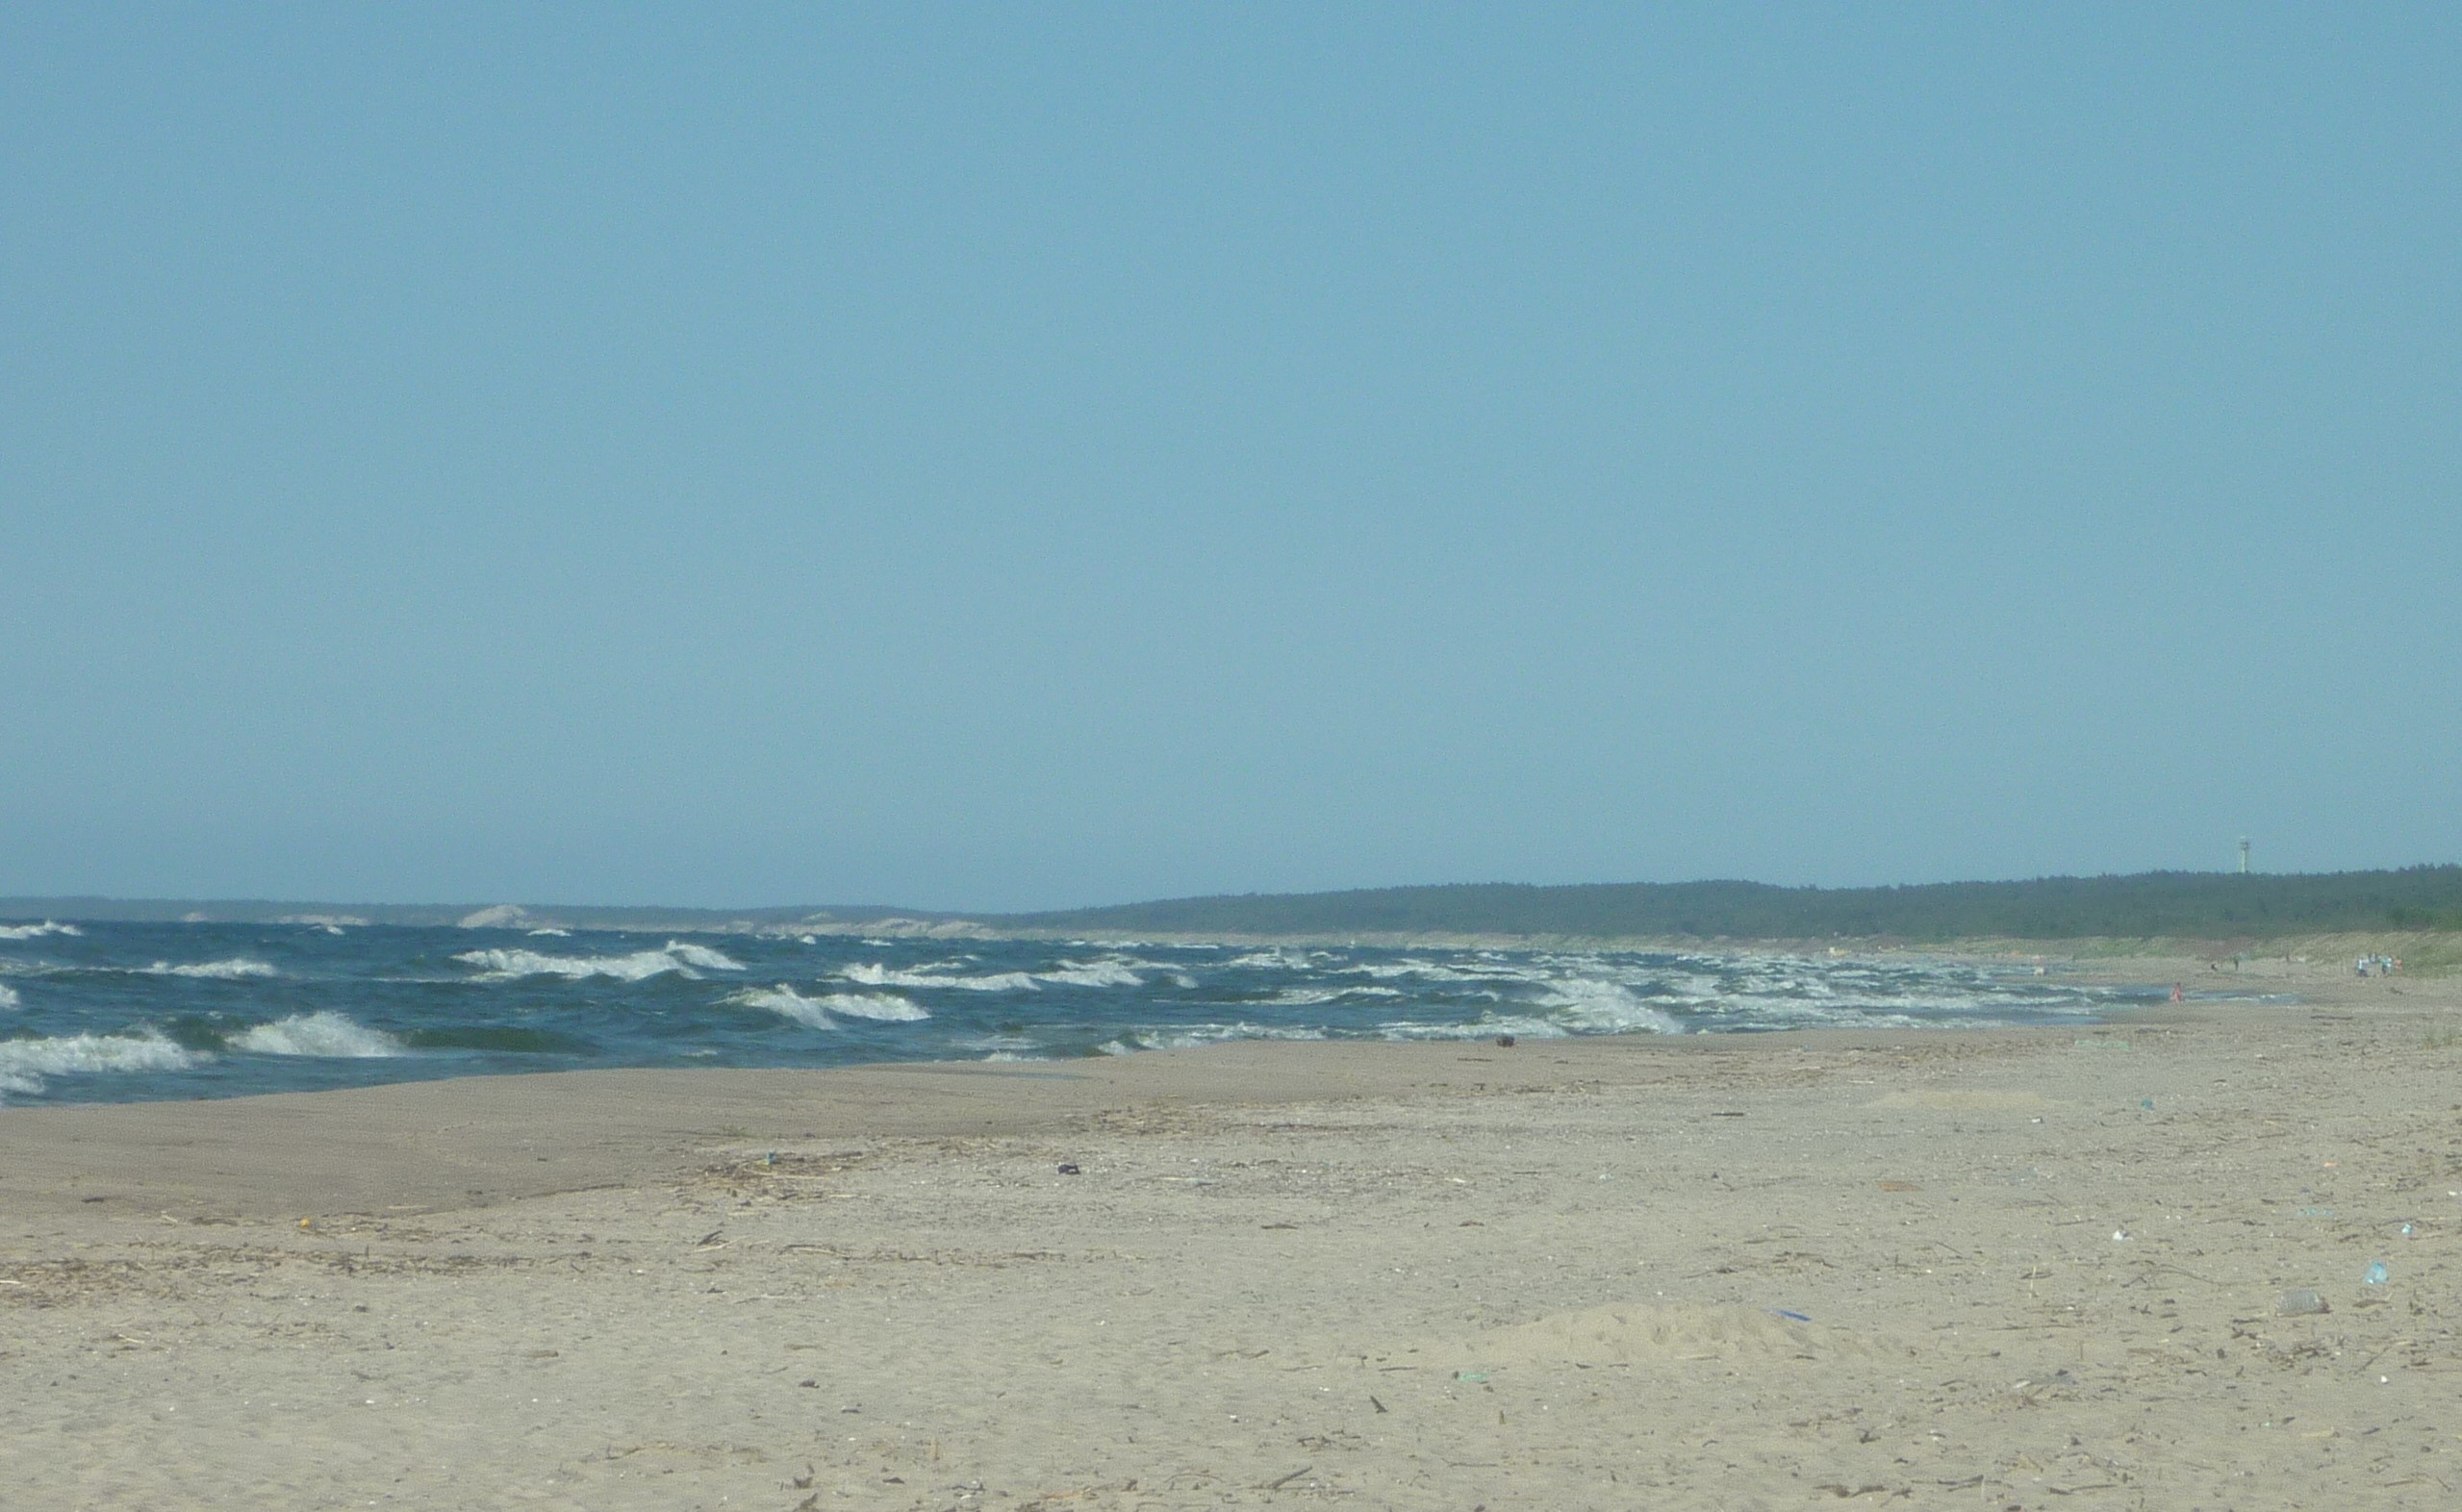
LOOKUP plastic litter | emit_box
[1769,1309,1813,1323]
[2365,1261,2389,1286]
[2274,1288,2328,1317]
[1056,1163,1081,1175]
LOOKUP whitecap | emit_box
[1377,1015,1572,1042]
[1100,1023,1330,1053]
[525,927,571,938]
[1342,959,1509,983]
[0,984,17,1010]
[816,992,929,1022]
[728,985,840,1029]
[457,947,681,980]
[840,962,1038,993]
[0,1030,200,1098]
[456,942,743,981]
[728,985,932,1028]
[1037,959,1143,989]
[1269,985,1406,1005]
[1225,949,1309,970]
[229,1013,406,1058]
[0,920,81,940]
[146,958,281,980]
[1535,978,1685,1034]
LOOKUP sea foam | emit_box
[229,1012,406,1057]
[0,984,18,1010]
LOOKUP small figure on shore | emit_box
[2170,983,2184,1004]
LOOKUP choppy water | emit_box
[0,920,2159,1106]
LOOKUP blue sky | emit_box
[3,5,2456,910]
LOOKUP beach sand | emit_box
[3,960,2457,1509]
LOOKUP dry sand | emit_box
[3,959,2458,1509]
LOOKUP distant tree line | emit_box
[1006,866,2462,942]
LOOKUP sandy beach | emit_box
[4,958,2457,1510]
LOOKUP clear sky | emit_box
[3,6,2456,911]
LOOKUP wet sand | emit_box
[3,962,2458,1509]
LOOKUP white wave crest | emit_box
[730,985,839,1029]
[729,985,932,1028]
[1377,1015,1571,1043]
[457,942,745,981]
[817,992,929,1021]
[230,1012,406,1058]
[1342,959,1510,983]
[1038,959,1144,989]
[1224,949,1322,970]
[0,984,17,1010]
[0,920,81,940]
[1097,1023,1330,1055]
[1536,978,1685,1034]
[0,1031,200,1097]
[839,962,1038,993]
[147,958,281,980]
[1268,984,1408,1006]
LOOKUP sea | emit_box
[0,919,2163,1107]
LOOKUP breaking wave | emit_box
[1097,1023,1331,1054]
[729,984,932,1028]
[663,941,745,971]
[1039,959,1145,988]
[229,1012,407,1057]
[0,920,81,940]
[457,941,746,981]
[0,1030,201,1098]
[816,992,930,1021]
[1536,978,1686,1035]
[840,962,1039,992]
[0,984,17,1010]
[146,958,281,979]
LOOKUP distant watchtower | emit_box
[2239,838,2250,874]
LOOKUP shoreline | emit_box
[7,988,2458,1507]
[0,972,2440,1225]
[9,950,2440,1222]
